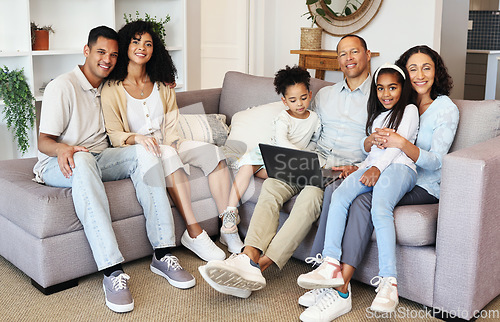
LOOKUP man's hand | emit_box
[360,166,380,187]
[38,132,89,178]
[332,165,358,179]
[56,145,89,178]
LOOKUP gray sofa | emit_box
[0,71,499,320]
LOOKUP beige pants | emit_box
[244,178,324,269]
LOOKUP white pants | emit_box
[160,140,225,177]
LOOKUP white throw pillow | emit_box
[222,101,286,167]
[177,114,229,146]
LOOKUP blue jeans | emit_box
[42,145,176,270]
[323,163,417,278]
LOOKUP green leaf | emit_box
[345,7,352,15]
[316,8,326,16]
[353,4,358,10]
[0,66,35,154]
[324,0,332,4]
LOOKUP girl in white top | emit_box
[218,66,321,252]
[297,63,419,313]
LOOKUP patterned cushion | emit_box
[177,114,229,146]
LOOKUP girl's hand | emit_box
[332,165,358,179]
[360,166,380,187]
[135,135,161,157]
[373,127,405,149]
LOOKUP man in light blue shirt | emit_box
[313,68,371,168]
[199,35,373,298]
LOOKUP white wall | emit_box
[250,0,467,98]
[186,0,201,90]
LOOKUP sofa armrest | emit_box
[433,135,500,318]
[176,88,222,115]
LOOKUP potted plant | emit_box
[31,22,55,50]
[0,66,36,155]
[124,11,170,47]
[301,0,332,50]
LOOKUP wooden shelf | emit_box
[291,49,380,79]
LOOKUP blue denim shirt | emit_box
[311,76,371,168]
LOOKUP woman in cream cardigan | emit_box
[101,21,234,263]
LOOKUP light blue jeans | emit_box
[41,145,176,270]
[322,163,417,278]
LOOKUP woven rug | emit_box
[1,244,498,321]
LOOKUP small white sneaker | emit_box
[205,253,266,291]
[300,285,352,322]
[219,208,240,234]
[181,230,226,262]
[298,288,331,307]
[198,265,252,298]
[219,229,244,254]
[370,276,399,313]
[297,254,344,289]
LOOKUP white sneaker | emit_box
[300,285,352,322]
[370,276,399,313]
[219,208,240,234]
[205,253,266,291]
[181,230,226,262]
[298,288,331,307]
[297,254,344,289]
[198,265,252,298]
[219,229,244,254]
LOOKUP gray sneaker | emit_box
[151,254,196,289]
[102,270,134,313]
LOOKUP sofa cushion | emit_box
[450,99,500,152]
[222,101,286,167]
[177,113,229,146]
[371,203,439,246]
[0,158,216,239]
[219,71,334,124]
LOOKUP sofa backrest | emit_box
[177,88,222,115]
[449,99,500,152]
[219,71,334,123]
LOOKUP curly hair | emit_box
[395,45,452,100]
[107,20,176,84]
[366,67,412,135]
[273,65,311,97]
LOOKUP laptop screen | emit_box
[259,144,324,188]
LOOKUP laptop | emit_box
[259,143,340,188]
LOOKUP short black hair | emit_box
[108,20,177,84]
[87,26,118,47]
[273,65,311,97]
[336,34,368,52]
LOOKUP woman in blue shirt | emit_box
[299,45,459,321]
